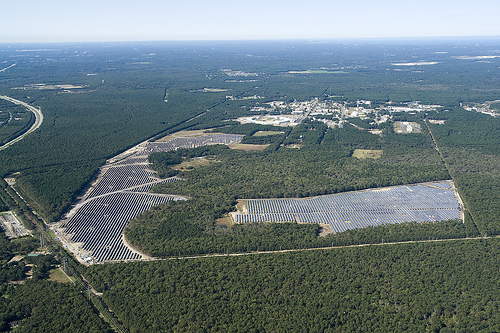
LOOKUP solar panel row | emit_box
[247,185,458,214]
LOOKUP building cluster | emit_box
[462,101,499,117]
[221,69,258,77]
[237,98,448,129]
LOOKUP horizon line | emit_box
[1,35,500,45]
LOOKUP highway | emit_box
[0,63,16,73]
[0,95,44,151]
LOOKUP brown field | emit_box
[156,129,220,142]
[229,144,269,151]
[318,223,334,237]
[253,130,284,137]
[235,200,247,213]
[215,215,233,227]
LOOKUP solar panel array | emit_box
[234,184,460,233]
[62,192,174,262]
[86,164,158,199]
[59,134,244,263]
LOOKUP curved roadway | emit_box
[0,95,43,151]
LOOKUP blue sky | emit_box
[1,0,499,42]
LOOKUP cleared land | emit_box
[215,215,233,228]
[158,129,229,142]
[253,130,284,136]
[352,149,383,159]
[229,143,269,151]
[0,211,30,239]
[173,156,217,170]
[48,267,74,283]
[393,121,422,133]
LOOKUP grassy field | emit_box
[48,267,73,283]
[253,130,284,137]
[352,149,383,159]
[174,156,217,170]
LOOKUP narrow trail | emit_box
[107,234,495,264]
[424,119,477,231]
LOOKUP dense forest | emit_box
[0,280,113,333]
[87,238,500,332]
[426,108,500,235]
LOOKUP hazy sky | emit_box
[1,0,499,42]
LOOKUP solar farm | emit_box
[233,182,463,233]
[52,133,244,264]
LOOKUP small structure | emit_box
[0,212,31,239]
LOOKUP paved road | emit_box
[0,95,44,151]
[0,63,16,73]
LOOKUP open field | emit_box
[157,130,238,143]
[157,129,219,142]
[215,215,233,228]
[229,143,270,151]
[48,267,74,283]
[352,149,383,159]
[253,130,284,136]
[173,156,217,170]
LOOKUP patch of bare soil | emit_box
[235,200,247,213]
[229,144,269,151]
[157,130,228,142]
[318,223,334,237]
[215,215,233,227]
